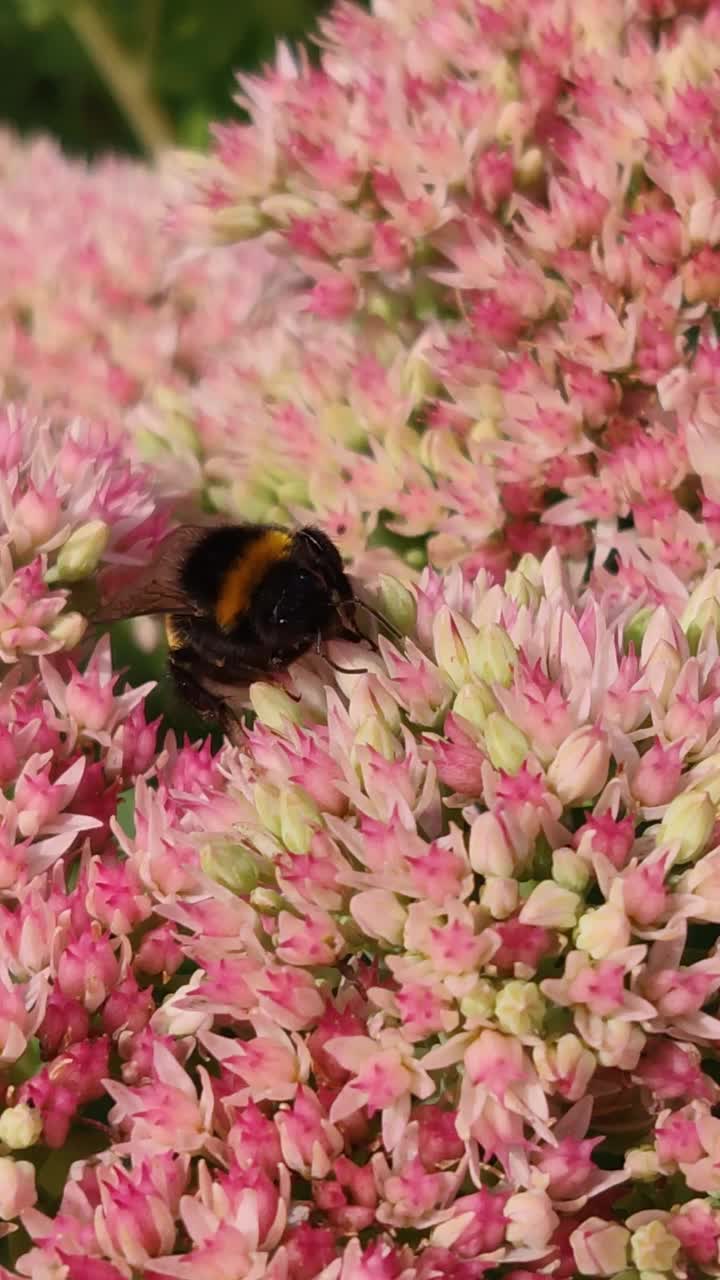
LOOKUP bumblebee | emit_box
[94,522,382,734]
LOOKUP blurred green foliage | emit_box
[0,0,332,156]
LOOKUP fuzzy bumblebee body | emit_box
[95,523,357,732]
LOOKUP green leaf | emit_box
[0,1220,32,1268]
[116,788,136,838]
[177,104,213,149]
[684,323,701,356]
[15,0,67,27]
[7,1037,42,1084]
[5,0,335,158]
[36,1124,110,1203]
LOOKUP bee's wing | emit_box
[93,525,211,624]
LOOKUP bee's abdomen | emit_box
[179,525,292,631]
[214,529,292,630]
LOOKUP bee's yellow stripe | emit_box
[215,529,292,630]
[165,616,187,650]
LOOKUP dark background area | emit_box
[0,0,332,156]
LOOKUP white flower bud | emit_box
[280,785,321,855]
[576,904,631,960]
[495,980,546,1036]
[0,1104,42,1150]
[55,520,109,582]
[630,1221,680,1273]
[659,790,715,863]
[480,876,518,919]
[250,682,304,732]
[484,713,529,773]
[48,611,88,650]
[520,882,582,929]
[553,847,591,893]
[375,576,417,635]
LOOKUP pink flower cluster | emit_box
[168,0,720,589]
[0,406,169,664]
[0,130,284,502]
[3,0,720,1274]
[2,544,720,1275]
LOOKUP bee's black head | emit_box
[251,526,354,657]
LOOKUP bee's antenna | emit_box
[325,654,370,675]
[344,599,404,643]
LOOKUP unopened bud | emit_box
[419,429,463,476]
[658,789,715,863]
[469,811,518,879]
[348,680,402,733]
[433,608,476,689]
[469,416,500,443]
[552,847,590,893]
[401,351,436,407]
[571,1218,630,1277]
[350,889,407,946]
[0,1104,42,1150]
[141,390,200,457]
[250,682,304,732]
[353,715,400,762]
[453,680,497,733]
[55,521,109,582]
[319,403,366,449]
[520,881,581,929]
[547,727,610,804]
[484,712,529,773]
[624,1147,660,1181]
[504,564,542,608]
[0,1156,37,1219]
[490,55,519,100]
[200,840,260,893]
[459,980,496,1022]
[681,570,720,638]
[213,202,265,239]
[495,979,546,1036]
[280,785,321,855]
[254,782,283,838]
[576,904,631,959]
[630,1221,680,1274]
[375,576,417,636]
[480,876,518,919]
[470,625,517,687]
[250,887,284,915]
[686,599,720,654]
[260,193,315,224]
[517,147,544,185]
[48,611,87,650]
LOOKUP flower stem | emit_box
[64,0,175,155]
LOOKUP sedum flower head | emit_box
[154,0,720,596]
[0,407,170,659]
[5,0,720,1274]
[1,546,714,1274]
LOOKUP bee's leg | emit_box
[167,653,236,735]
[333,606,380,652]
[341,624,379,652]
[320,636,369,675]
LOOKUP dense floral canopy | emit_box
[1,1,720,1277]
